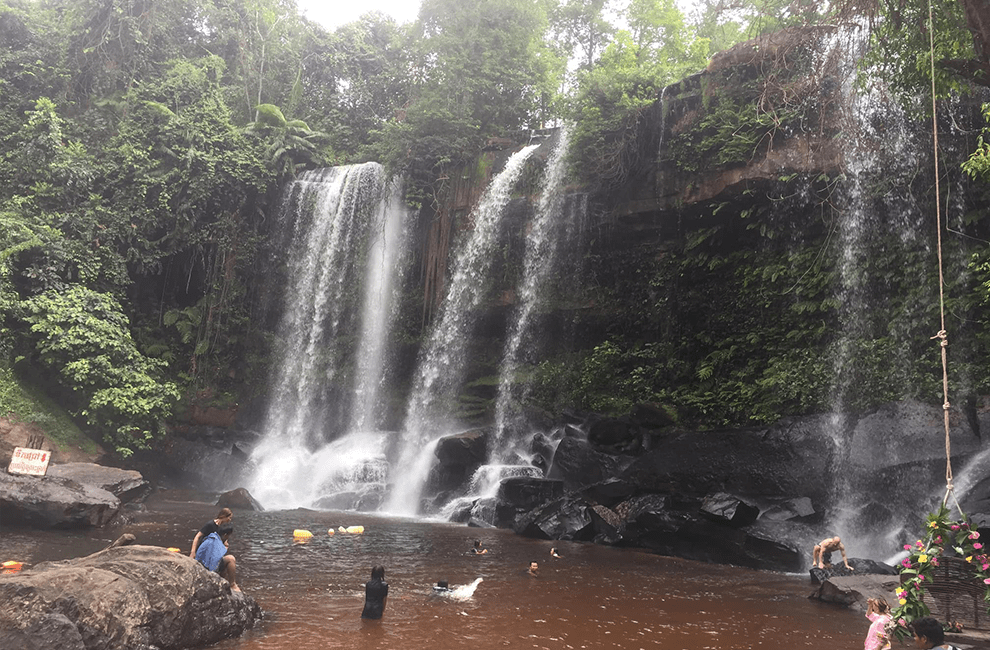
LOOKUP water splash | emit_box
[385,144,541,515]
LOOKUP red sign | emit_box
[8,447,51,476]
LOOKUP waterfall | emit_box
[821,25,951,559]
[248,163,409,510]
[384,144,541,515]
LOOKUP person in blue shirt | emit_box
[194,524,240,592]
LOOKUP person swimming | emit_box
[469,539,488,555]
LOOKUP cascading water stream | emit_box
[493,127,576,450]
[248,163,409,510]
[384,144,541,515]
[821,25,953,558]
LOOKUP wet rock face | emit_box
[0,471,120,528]
[0,545,262,650]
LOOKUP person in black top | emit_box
[469,539,488,555]
[361,565,388,619]
[189,508,233,558]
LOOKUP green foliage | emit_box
[857,0,978,101]
[962,103,990,183]
[568,0,708,188]
[0,360,97,453]
[21,286,178,456]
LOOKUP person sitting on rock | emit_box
[812,535,853,571]
[190,508,233,558]
[909,616,960,650]
[194,523,240,592]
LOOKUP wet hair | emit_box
[437,579,448,589]
[873,596,890,615]
[371,565,385,581]
[217,508,233,521]
[530,560,538,566]
[474,539,482,548]
[909,617,944,646]
[217,524,234,539]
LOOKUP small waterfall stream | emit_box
[384,144,541,515]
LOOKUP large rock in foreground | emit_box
[0,470,120,527]
[0,545,262,650]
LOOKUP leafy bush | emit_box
[21,286,178,456]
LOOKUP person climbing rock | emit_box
[812,536,853,571]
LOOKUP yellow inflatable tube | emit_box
[293,529,314,538]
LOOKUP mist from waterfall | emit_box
[248,163,409,510]
[384,144,541,515]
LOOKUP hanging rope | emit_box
[925,0,960,514]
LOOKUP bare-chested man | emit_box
[812,536,853,570]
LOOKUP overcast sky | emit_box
[295,0,423,31]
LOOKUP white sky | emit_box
[296,0,423,31]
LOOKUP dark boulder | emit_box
[809,574,900,608]
[46,463,150,504]
[494,477,564,528]
[849,399,979,470]
[0,471,120,528]
[586,415,638,448]
[435,429,489,466]
[589,504,624,544]
[580,478,638,508]
[619,416,835,503]
[155,435,247,491]
[216,487,264,511]
[529,431,557,471]
[515,495,595,541]
[810,557,897,584]
[700,492,760,527]
[758,497,817,522]
[547,436,626,490]
[430,429,489,494]
[0,545,261,649]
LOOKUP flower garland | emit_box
[888,505,987,639]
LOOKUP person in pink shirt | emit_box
[864,596,892,650]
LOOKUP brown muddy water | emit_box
[0,490,869,649]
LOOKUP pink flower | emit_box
[936,536,943,544]
[918,574,926,581]
[932,557,940,566]
[952,525,960,530]
[901,558,912,568]
[971,532,981,539]
[975,543,984,549]
[904,544,913,550]
[983,578,990,585]
[898,618,907,627]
